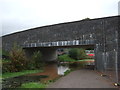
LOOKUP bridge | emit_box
[2,16,120,84]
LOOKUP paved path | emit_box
[47,69,116,88]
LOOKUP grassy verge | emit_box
[20,82,46,88]
[64,69,72,76]
[58,54,75,62]
[58,55,94,62]
[78,59,94,61]
[2,70,43,79]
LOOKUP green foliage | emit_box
[1,49,9,56]
[1,49,9,60]
[9,43,28,72]
[33,51,43,68]
[2,70,43,79]
[79,48,87,59]
[2,59,11,63]
[2,61,16,73]
[64,69,71,76]
[20,82,46,88]
[0,48,2,56]
[69,48,87,60]
[28,51,44,69]
[2,44,45,74]
[58,54,75,62]
[78,59,94,61]
[82,18,90,20]
[69,48,80,60]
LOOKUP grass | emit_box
[58,54,94,62]
[78,59,94,61]
[20,82,46,88]
[58,54,76,62]
[2,70,43,79]
[64,69,72,76]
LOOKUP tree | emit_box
[9,43,28,71]
[69,48,87,60]
[69,48,80,60]
[32,51,43,69]
[79,48,87,59]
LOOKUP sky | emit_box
[1,0,120,36]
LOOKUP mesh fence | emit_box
[105,51,118,83]
[95,27,119,84]
[95,48,119,83]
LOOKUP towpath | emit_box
[47,69,117,88]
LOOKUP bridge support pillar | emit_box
[40,48,57,62]
[24,48,57,62]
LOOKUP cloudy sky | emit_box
[1,0,120,36]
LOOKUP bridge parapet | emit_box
[22,39,95,48]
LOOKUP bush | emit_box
[79,48,87,59]
[58,54,75,62]
[1,49,9,60]
[69,48,87,60]
[64,69,71,76]
[20,82,46,88]
[30,51,44,69]
[2,61,16,73]
[9,43,28,72]
[69,48,79,60]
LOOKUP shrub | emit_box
[64,69,71,76]
[9,43,28,72]
[58,54,75,62]
[69,48,87,60]
[69,48,80,60]
[79,48,87,59]
[2,61,16,73]
[31,51,44,69]
[1,49,9,60]
[20,82,46,88]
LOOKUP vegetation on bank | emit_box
[1,45,94,88]
[2,43,44,73]
[29,51,44,69]
[9,44,28,72]
[2,70,43,79]
[2,43,45,81]
[69,48,87,60]
[58,54,75,62]
[58,48,94,70]
[20,82,46,88]
[58,48,93,62]
[64,69,72,76]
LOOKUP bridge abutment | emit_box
[40,48,57,62]
[24,48,57,62]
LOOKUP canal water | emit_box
[2,62,70,88]
[2,61,94,88]
[29,62,70,83]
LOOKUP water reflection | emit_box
[28,62,70,82]
[58,65,70,75]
